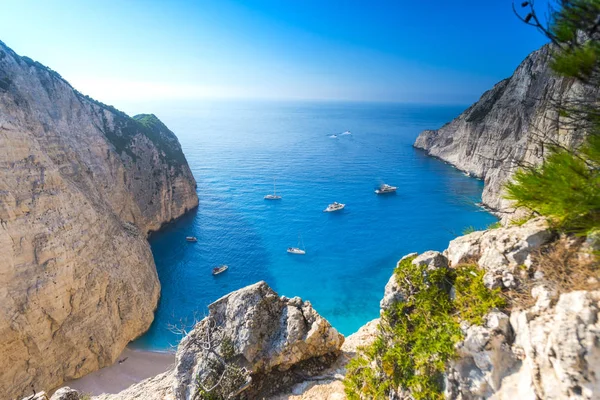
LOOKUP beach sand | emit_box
[63,347,176,396]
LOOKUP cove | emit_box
[131,101,497,351]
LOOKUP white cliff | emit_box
[0,40,198,399]
[414,44,595,214]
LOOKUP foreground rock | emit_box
[414,44,596,214]
[0,40,198,399]
[272,319,380,400]
[446,290,600,400]
[91,281,344,400]
[445,218,554,289]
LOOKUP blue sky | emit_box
[1,0,549,107]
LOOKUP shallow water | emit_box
[131,101,497,351]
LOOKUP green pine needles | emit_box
[505,138,600,233]
[506,0,600,235]
[343,256,505,400]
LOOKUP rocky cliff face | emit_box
[414,44,594,213]
[91,281,344,400]
[0,40,198,399]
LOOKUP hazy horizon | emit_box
[2,0,550,111]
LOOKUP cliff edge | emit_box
[414,44,595,214]
[0,40,198,399]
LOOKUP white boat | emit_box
[212,265,228,275]
[375,184,397,194]
[264,178,282,200]
[186,236,198,242]
[287,234,306,255]
[324,202,345,212]
[341,130,351,135]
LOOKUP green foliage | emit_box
[487,221,502,230]
[549,0,600,80]
[506,0,600,235]
[453,265,506,325]
[510,215,533,226]
[98,112,187,171]
[344,256,505,399]
[462,226,477,235]
[505,139,600,233]
[220,336,235,361]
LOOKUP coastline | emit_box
[62,347,176,396]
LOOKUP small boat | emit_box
[375,184,397,194]
[264,178,282,200]
[329,134,338,138]
[324,202,345,212]
[212,265,228,275]
[341,130,352,135]
[186,236,198,242]
[287,234,306,255]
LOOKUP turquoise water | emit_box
[131,101,497,351]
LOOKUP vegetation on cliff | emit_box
[507,0,600,234]
[343,256,504,399]
[0,39,188,173]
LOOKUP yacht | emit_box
[287,234,306,255]
[212,265,228,275]
[375,184,397,194]
[324,202,345,212]
[186,236,198,242]
[264,178,282,200]
[341,130,352,135]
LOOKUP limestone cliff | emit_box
[0,40,198,399]
[91,281,344,400]
[414,44,595,213]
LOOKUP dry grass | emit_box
[507,235,599,310]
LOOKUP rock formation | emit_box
[414,44,596,213]
[91,281,344,400]
[380,220,599,400]
[0,40,198,399]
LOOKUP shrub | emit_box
[344,256,505,399]
[487,221,502,230]
[507,0,600,235]
[462,226,477,235]
[505,138,600,234]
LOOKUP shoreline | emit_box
[62,347,176,396]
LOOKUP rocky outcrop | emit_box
[92,281,344,400]
[445,218,554,289]
[414,44,595,213]
[0,40,198,399]
[446,290,600,400]
[379,220,599,400]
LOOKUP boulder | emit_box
[172,281,344,399]
[412,250,448,270]
[445,310,516,399]
[445,218,553,289]
[50,388,80,400]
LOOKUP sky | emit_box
[0,0,550,109]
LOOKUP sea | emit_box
[130,100,497,351]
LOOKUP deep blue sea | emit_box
[131,101,497,351]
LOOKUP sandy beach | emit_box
[62,348,176,396]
